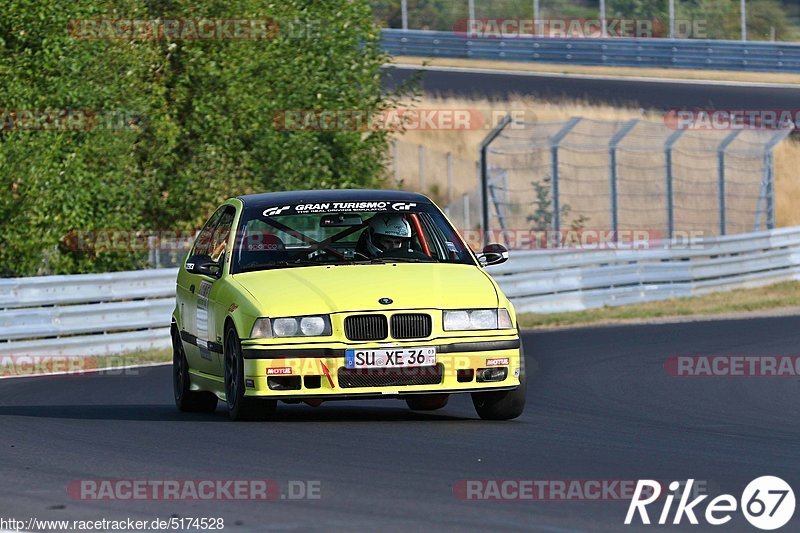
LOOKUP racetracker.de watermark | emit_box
[68,18,281,40]
[0,356,144,378]
[664,356,800,377]
[68,480,321,501]
[452,18,663,38]
[459,229,705,251]
[664,109,800,131]
[272,109,532,132]
[453,479,710,501]
[62,230,196,253]
[0,109,144,132]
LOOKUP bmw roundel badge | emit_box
[379,297,393,305]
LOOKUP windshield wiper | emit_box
[356,257,437,264]
[239,260,321,272]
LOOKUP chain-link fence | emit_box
[442,117,791,245]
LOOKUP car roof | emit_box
[236,189,432,207]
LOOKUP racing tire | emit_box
[405,394,449,411]
[471,338,527,420]
[172,326,218,413]
[224,325,277,421]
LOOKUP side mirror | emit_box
[477,244,509,267]
[186,254,221,278]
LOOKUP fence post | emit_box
[717,130,742,236]
[479,114,512,247]
[463,193,470,230]
[550,117,583,244]
[761,129,791,230]
[664,129,686,239]
[392,140,399,184]
[608,119,639,240]
[418,145,425,191]
[447,152,453,204]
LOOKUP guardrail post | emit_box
[479,114,512,247]
[664,129,686,239]
[608,120,639,241]
[550,118,583,246]
[716,130,741,236]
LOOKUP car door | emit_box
[203,206,236,376]
[179,207,226,375]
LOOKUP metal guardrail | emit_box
[0,269,177,356]
[492,227,800,312]
[381,29,800,72]
[2,227,799,355]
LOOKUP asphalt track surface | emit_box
[382,65,800,110]
[1,316,798,532]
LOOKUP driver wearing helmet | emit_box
[361,214,412,258]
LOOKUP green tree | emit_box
[0,0,398,277]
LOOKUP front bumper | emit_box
[239,337,522,398]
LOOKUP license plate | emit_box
[345,347,436,369]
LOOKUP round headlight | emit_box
[272,318,299,337]
[469,310,497,330]
[300,316,326,336]
[444,311,470,331]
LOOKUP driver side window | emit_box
[191,206,235,260]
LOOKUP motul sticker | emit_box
[486,358,509,366]
[267,367,292,375]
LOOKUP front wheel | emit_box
[471,339,527,420]
[224,325,277,421]
[471,375,526,420]
[172,327,218,413]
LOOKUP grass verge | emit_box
[517,281,800,330]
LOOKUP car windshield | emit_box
[231,201,475,273]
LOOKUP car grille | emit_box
[344,314,388,341]
[337,364,444,389]
[390,313,432,339]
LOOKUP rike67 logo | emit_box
[626,477,795,530]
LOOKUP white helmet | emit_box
[366,214,411,255]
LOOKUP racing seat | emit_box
[239,230,287,267]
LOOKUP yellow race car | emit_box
[171,190,526,420]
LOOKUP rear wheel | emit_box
[224,325,277,421]
[172,326,218,413]
[406,394,449,411]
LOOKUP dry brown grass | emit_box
[393,56,800,85]
[775,139,800,227]
[390,95,800,231]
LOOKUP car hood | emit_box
[232,263,498,316]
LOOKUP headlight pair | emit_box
[443,308,513,331]
[250,315,331,338]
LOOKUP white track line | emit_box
[0,362,170,380]
[384,63,800,89]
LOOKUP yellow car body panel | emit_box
[172,190,523,407]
